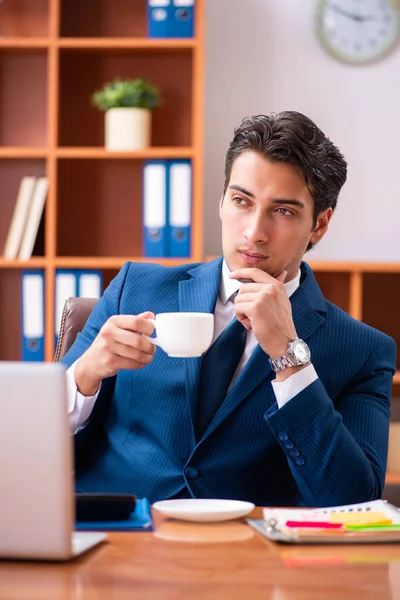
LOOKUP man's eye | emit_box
[233,196,248,206]
[276,207,295,216]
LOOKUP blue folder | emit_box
[168,159,191,257]
[171,1,195,38]
[75,498,153,532]
[21,269,45,361]
[147,1,173,38]
[143,160,170,257]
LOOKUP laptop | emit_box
[0,362,106,561]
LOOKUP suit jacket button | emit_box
[284,440,294,449]
[184,466,198,479]
[278,431,289,442]
[288,448,300,458]
[294,456,305,466]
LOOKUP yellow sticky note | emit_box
[329,511,392,526]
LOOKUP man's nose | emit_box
[243,215,269,245]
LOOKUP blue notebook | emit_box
[75,498,153,532]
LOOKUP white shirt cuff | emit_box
[66,359,100,433]
[271,363,318,408]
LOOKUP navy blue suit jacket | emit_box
[61,258,397,507]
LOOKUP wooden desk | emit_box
[1,508,400,599]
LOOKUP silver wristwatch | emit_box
[269,338,311,372]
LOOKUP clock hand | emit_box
[330,4,364,22]
[358,15,379,22]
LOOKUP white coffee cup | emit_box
[146,312,214,358]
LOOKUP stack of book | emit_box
[3,175,48,261]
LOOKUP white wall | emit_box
[204,0,400,261]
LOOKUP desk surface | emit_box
[1,508,400,599]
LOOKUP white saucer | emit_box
[152,499,255,522]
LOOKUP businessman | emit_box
[62,111,396,507]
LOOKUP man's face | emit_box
[220,151,332,281]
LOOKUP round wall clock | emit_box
[316,0,400,64]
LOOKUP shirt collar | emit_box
[220,259,301,304]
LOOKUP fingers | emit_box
[235,292,260,303]
[108,313,155,336]
[112,328,156,356]
[112,340,155,365]
[229,267,287,284]
[233,304,252,330]
[105,355,153,373]
[236,286,288,303]
[236,284,264,294]
[229,268,274,284]
[276,270,288,283]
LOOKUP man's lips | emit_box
[239,250,268,259]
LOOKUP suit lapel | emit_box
[179,258,223,430]
[201,262,328,441]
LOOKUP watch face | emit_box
[291,339,311,364]
[316,0,400,64]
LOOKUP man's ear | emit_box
[309,208,333,245]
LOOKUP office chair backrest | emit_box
[54,297,98,362]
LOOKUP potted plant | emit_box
[91,78,162,151]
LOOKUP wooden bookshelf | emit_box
[0,147,48,158]
[57,38,198,49]
[56,147,194,159]
[0,0,205,363]
[385,473,400,485]
[0,38,50,48]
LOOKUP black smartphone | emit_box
[75,493,137,522]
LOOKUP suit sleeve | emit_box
[60,262,131,438]
[60,261,131,369]
[265,335,397,506]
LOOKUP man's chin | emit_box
[228,253,281,277]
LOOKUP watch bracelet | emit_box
[269,349,298,372]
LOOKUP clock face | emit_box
[316,0,400,64]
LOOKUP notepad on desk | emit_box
[247,500,400,544]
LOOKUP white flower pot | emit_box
[105,107,151,151]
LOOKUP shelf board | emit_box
[0,147,48,158]
[56,147,194,159]
[0,38,50,49]
[58,38,197,50]
[206,256,400,273]
[386,473,400,485]
[0,258,48,269]
[393,372,400,385]
[0,257,198,269]
[307,261,400,273]
[54,257,196,269]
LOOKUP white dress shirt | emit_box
[67,260,317,431]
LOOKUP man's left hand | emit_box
[229,267,297,359]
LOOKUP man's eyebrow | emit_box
[272,199,305,209]
[229,186,305,209]
[228,185,255,199]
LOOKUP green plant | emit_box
[91,78,162,111]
